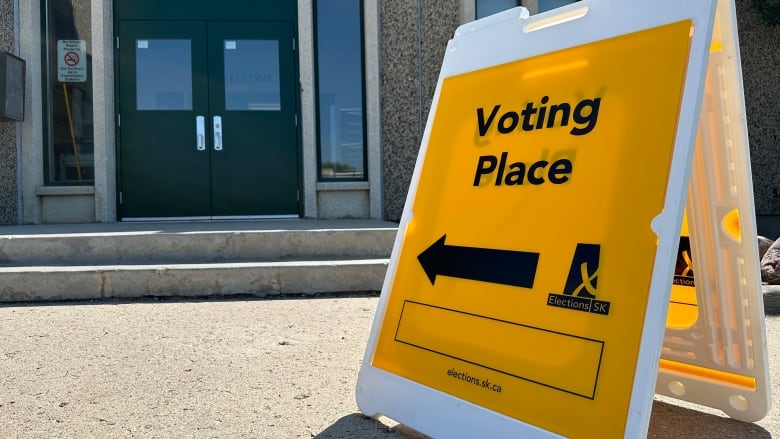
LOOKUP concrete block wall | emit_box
[0,0,18,225]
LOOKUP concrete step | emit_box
[0,220,397,266]
[0,219,397,302]
[0,259,389,302]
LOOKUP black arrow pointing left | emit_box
[417,234,539,288]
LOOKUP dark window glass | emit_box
[315,0,366,180]
[476,0,579,18]
[538,0,578,13]
[42,0,94,184]
[136,39,192,111]
[224,39,281,111]
[476,0,521,18]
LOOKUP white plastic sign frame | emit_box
[657,0,771,422]
[357,1,717,438]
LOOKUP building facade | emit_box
[0,1,777,230]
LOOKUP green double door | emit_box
[118,20,299,219]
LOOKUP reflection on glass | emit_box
[476,0,520,18]
[538,0,578,13]
[316,0,365,180]
[136,39,192,110]
[476,0,579,17]
[224,40,281,111]
[42,0,95,183]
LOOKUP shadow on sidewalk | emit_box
[314,413,430,439]
[315,402,771,438]
[649,399,771,439]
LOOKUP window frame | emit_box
[313,0,369,182]
[40,0,95,186]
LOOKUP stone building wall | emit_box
[736,0,780,220]
[380,0,460,221]
[0,0,18,225]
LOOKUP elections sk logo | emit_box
[547,243,611,315]
[673,236,695,287]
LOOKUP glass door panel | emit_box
[136,39,193,110]
[224,40,281,111]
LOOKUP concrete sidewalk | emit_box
[0,295,777,438]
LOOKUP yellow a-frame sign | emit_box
[356,0,770,437]
[658,0,771,422]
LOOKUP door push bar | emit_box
[213,116,223,151]
[196,115,206,151]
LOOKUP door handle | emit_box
[213,116,223,151]
[196,116,206,151]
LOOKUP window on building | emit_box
[315,0,367,181]
[476,0,579,18]
[537,0,579,13]
[41,0,94,184]
[477,0,521,18]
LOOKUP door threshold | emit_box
[122,215,299,222]
[211,215,299,220]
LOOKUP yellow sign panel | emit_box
[370,21,693,438]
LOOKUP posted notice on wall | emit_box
[57,40,87,83]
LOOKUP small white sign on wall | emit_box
[57,40,87,83]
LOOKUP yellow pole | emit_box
[62,84,83,180]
